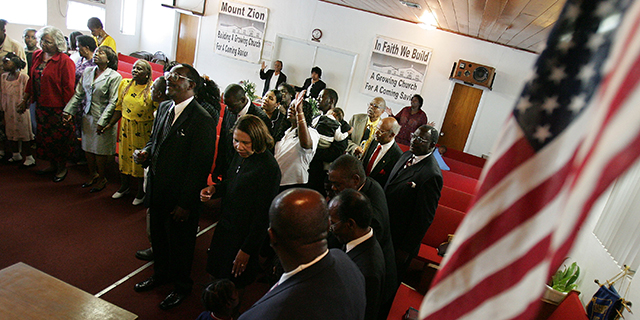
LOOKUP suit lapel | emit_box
[386,152,411,186]
[160,100,195,147]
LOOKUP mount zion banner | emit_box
[215,1,269,63]
[362,36,432,104]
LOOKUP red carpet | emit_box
[0,161,268,319]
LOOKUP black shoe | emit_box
[134,276,165,292]
[159,291,188,310]
[53,170,68,183]
[135,248,154,261]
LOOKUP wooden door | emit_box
[438,83,483,151]
[175,13,199,65]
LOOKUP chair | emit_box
[416,205,465,266]
[439,186,474,212]
[441,170,478,194]
[441,147,486,168]
[386,283,424,320]
[444,157,483,179]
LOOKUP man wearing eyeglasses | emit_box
[346,97,387,157]
[361,117,403,187]
[133,64,215,311]
[384,124,443,286]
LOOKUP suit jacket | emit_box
[361,140,403,187]
[259,69,287,96]
[64,66,122,127]
[360,178,397,305]
[207,151,281,287]
[347,113,371,154]
[295,78,326,99]
[213,104,271,180]
[348,236,385,320]
[238,249,366,320]
[384,151,443,257]
[142,99,216,212]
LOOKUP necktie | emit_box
[405,155,416,168]
[366,145,382,175]
[160,106,175,143]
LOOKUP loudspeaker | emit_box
[449,59,496,90]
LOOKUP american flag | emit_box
[419,0,640,318]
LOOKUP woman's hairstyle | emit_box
[68,31,83,51]
[233,114,274,153]
[268,89,283,105]
[76,35,97,52]
[97,46,119,71]
[37,26,68,53]
[412,94,424,108]
[202,279,236,314]
[196,76,221,113]
[279,83,295,97]
[3,52,27,71]
[120,59,152,103]
[311,66,322,78]
[87,17,103,30]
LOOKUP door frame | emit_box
[437,80,488,153]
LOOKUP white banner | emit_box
[215,1,269,63]
[362,36,432,104]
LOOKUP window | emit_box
[120,0,138,35]
[5,0,47,26]
[66,1,106,31]
[593,158,640,271]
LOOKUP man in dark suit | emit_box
[329,189,385,320]
[361,117,403,187]
[133,64,215,310]
[238,188,365,320]
[213,84,270,180]
[327,154,397,313]
[384,125,443,285]
[307,88,343,195]
[260,60,287,96]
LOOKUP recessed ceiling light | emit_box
[399,0,421,9]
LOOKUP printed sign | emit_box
[362,36,432,104]
[215,1,269,63]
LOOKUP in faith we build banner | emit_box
[362,36,432,104]
[215,1,268,63]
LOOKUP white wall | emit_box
[5,0,141,56]
[187,0,537,157]
[138,0,178,59]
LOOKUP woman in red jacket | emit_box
[17,26,76,182]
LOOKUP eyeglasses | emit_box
[329,220,342,232]
[164,71,194,83]
[411,133,428,144]
[368,103,382,109]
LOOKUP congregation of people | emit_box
[1,17,444,320]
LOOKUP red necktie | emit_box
[366,145,382,175]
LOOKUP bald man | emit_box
[361,117,403,187]
[347,97,386,157]
[238,188,365,320]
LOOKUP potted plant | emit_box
[543,261,581,304]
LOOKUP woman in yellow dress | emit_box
[108,59,155,205]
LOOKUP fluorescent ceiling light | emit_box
[399,0,421,9]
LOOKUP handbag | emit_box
[586,266,633,320]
